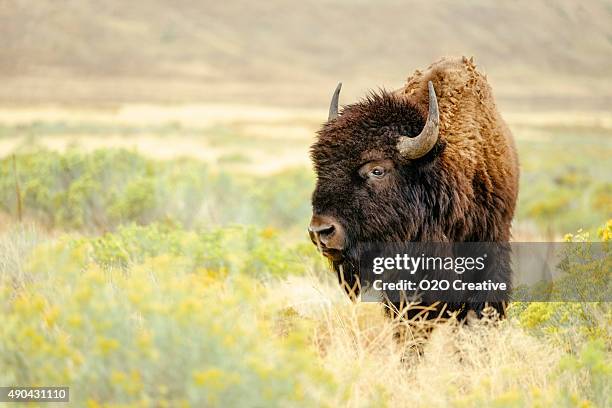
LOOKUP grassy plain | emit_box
[0,103,610,406]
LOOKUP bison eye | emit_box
[368,166,385,179]
[358,159,393,180]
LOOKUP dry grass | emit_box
[268,273,577,407]
[0,104,321,175]
[0,222,46,288]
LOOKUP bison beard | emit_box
[310,57,519,320]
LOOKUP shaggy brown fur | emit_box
[310,57,519,319]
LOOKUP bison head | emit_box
[309,81,444,292]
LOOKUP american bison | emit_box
[309,57,519,319]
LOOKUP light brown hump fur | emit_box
[395,56,519,237]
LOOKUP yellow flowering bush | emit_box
[0,233,335,407]
[510,220,611,351]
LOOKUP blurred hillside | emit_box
[1,0,611,110]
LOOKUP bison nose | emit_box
[308,215,345,252]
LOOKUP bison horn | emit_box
[328,82,342,121]
[397,81,440,159]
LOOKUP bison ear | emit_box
[328,82,342,121]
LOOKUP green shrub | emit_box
[1,149,314,234]
[557,339,611,407]
[510,220,612,352]
[73,223,317,279]
[516,133,612,236]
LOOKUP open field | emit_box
[0,102,611,406]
